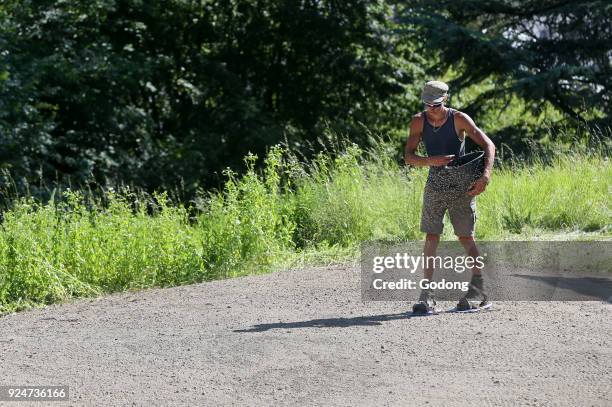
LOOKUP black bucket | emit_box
[427,151,485,192]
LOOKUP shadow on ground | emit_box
[233,312,422,332]
[511,274,612,301]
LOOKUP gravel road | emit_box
[1,264,610,406]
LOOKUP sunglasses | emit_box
[424,102,443,108]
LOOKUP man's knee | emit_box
[458,235,474,242]
[426,233,440,241]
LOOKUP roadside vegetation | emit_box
[1,135,609,313]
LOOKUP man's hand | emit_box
[428,155,455,167]
[467,175,490,196]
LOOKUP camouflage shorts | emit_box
[420,184,476,236]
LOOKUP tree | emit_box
[0,0,423,196]
[399,0,612,133]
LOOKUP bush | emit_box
[0,138,610,313]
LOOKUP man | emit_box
[404,81,496,312]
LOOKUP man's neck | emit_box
[427,106,449,121]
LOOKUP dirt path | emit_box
[1,265,610,406]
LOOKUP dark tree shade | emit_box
[0,0,422,195]
[399,0,612,128]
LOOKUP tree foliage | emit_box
[1,0,609,197]
[400,0,611,130]
[0,0,421,194]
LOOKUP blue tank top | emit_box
[422,108,465,157]
[422,108,466,190]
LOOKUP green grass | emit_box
[0,140,610,313]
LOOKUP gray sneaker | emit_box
[456,274,489,311]
[412,289,437,314]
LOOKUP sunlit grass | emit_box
[0,139,610,313]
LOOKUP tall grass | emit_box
[0,138,610,313]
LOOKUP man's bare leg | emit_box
[458,236,481,275]
[413,233,440,313]
[423,233,440,281]
[457,236,488,309]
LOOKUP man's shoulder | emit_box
[408,112,425,137]
[452,109,470,120]
[452,109,474,126]
[453,109,470,118]
[411,112,425,123]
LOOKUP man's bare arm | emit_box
[404,114,455,167]
[455,112,496,195]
